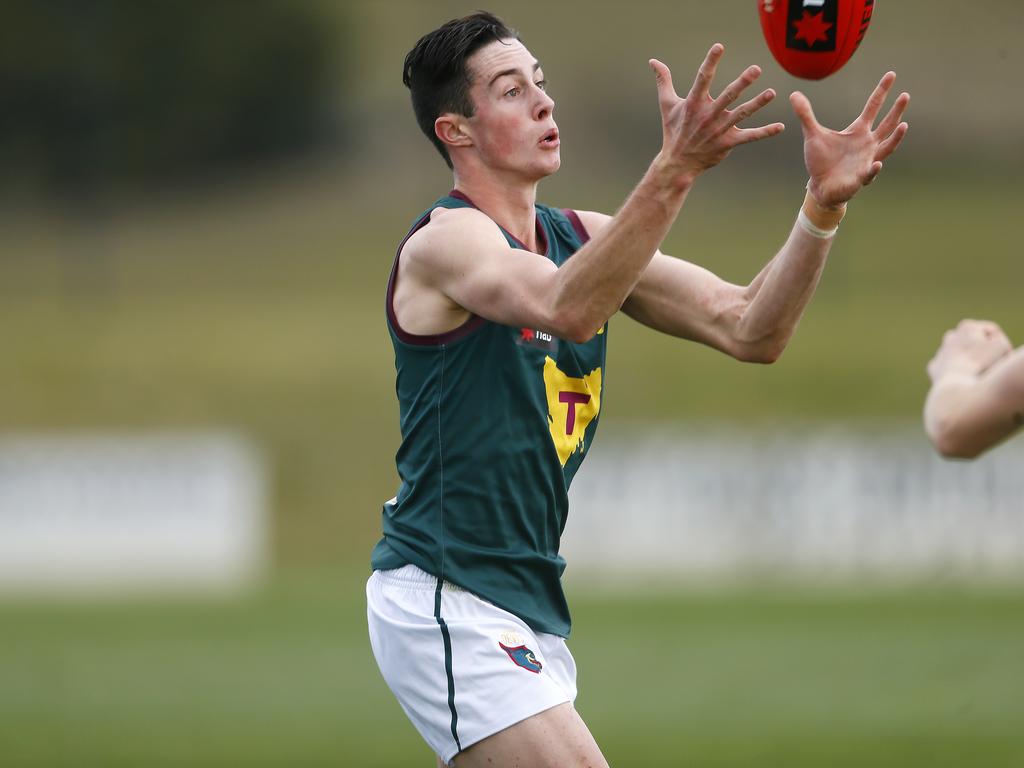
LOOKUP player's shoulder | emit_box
[401,205,509,269]
[420,205,506,241]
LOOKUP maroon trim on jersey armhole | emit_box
[562,209,591,245]
[386,209,486,347]
[449,189,549,256]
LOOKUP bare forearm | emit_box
[925,348,1024,458]
[551,155,692,340]
[732,192,839,356]
[734,226,831,352]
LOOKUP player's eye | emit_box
[505,86,520,97]
[534,79,547,91]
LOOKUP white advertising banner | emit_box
[0,433,267,594]
[565,427,1024,583]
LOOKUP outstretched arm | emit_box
[925,320,1024,458]
[401,45,783,343]
[611,73,910,362]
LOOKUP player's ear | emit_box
[435,114,473,151]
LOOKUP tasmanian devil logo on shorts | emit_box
[786,0,837,51]
[499,642,543,674]
[543,357,602,466]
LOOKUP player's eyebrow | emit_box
[488,61,541,87]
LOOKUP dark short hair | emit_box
[403,12,520,168]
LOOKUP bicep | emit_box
[404,211,561,332]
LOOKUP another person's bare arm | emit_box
[925,320,1024,458]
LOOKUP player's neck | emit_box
[452,169,540,253]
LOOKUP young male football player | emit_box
[368,12,909,767]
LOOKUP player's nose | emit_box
[534,87,555,120]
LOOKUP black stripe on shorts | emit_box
[434,578,462,754]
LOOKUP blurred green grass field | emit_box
[2,584,1022,767]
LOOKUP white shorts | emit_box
[366,564,577,765]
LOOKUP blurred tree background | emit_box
[0,0,344,198]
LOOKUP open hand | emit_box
[792,73,909,209]
[651,44,785,184]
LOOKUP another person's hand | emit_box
[649,44,785,185]
[928,319,1013,382]
[792,73,910,210]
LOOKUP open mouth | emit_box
[540,129,560,147]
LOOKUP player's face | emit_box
[463,39,559,180]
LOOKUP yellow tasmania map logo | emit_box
[543,357,602,466]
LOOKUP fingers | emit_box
[861,161,883,185]
[727,88,777,128]
[947,320,1015,366]
[649,58,679,113]
[726,88,785,145]
[732,122,786,147]
[875,122,908,162]
[789,91,819,137]
[987,326,1014,351]
[873,91,910,138]
[959,319,1006,339]
[712,65,762,112]
[948,320,1012,351]
[687,43,725,102]
[857,71,897,126]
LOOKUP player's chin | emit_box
[514,150,560,182]
[534,152,561,177]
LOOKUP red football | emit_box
[758,0,875,80]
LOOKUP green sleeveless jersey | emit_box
[371,191,606,637]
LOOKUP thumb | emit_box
[789,91,819,137]
[649,58,678,110]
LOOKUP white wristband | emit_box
[797,208,839,239]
